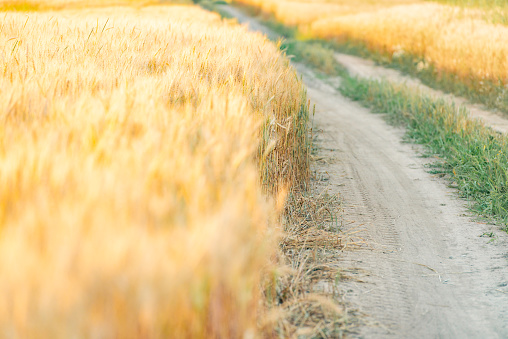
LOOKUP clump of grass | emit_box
[262,257,350,338]
[341,75,508,230]
[283,190,342,235]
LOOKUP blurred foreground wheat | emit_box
[0,4,309,337]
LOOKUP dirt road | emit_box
[304,67,508,337]
[219,5,508,338]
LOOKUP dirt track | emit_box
[219,5,508,338]
[303,68,508,337]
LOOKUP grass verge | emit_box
[260,190,356,338]
[341,76,508,232]
[332,39,508,116]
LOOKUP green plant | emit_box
[340,75,508,229]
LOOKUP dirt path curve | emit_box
[218,5,508,338]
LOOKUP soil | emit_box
[219,5,508,338]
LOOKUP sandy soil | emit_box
[219,5,508,338]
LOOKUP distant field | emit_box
[234,0,508,112]
[233,0,423,25]
[0,3,308,337]
[309,3,508,81]
[0,0,173,10]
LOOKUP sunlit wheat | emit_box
[0,4,309,337]
[235,0,508,88]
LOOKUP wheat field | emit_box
[0,3,309,337]
[235,0,508,92]
[0,0,167,10]
[310,3,508,84]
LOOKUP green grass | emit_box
[341,75,508,230]
[280,39,344,76]
[331,38,508,115]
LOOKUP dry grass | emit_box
[0,3,309,337]
[258,190,364,338]
[234,0,508,91]
[263,192,351,338]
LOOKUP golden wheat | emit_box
[310,3,508,83]
[236,0,508,85]
[0,0,167,10]
[0,4,308,337]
